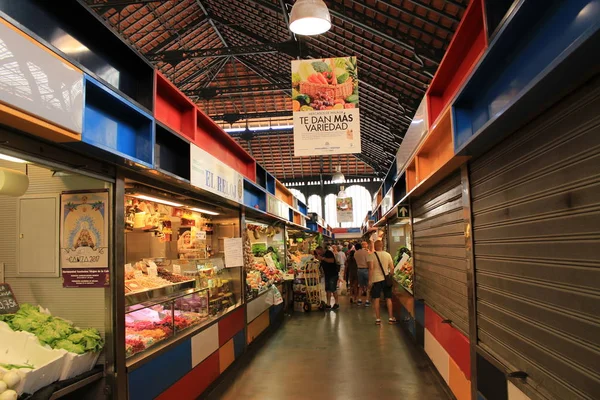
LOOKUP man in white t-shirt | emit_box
[335,245,347,289]
[368,240,397,325]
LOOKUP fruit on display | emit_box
[0,304,103,354]
[394,259,413,292]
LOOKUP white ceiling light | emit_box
[190,207,220,216]
[0,153,28,163]
[133,194,184,207]
[332,165,345,184]
[289,0,331,36]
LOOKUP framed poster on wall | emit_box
[60,190,109,288]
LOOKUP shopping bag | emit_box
[265,288,275,306]
[272,286,283,306]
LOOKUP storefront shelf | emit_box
[125,281,199,308]
[297,200,307,216]
[0,0,154,112]
[266,173,275,195]
[255,164,267,189]
[426,0,487,128]
[484,0,518,40]
[405,160,417,193]
[393,173,406,204]
[243,179,267,212]
[82,76,154,168]
[155,123,191,182]
[275,181,293,206]
[452,0,600,157]
[195,109,256,181]
[416,108,455,182]
[155,73,196,141]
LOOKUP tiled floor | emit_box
[206,298,451,400]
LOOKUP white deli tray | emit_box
[0,322,66,395]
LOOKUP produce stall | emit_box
[0,153,112,399]
[243,220,287,300]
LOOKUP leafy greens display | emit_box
[0,304,103,354]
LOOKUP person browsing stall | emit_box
[353,241,371,306]
[315,246,339,310]
[367,240,397,325]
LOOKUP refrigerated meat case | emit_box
[122,182,243,364]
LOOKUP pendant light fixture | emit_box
[289,0,331,36]
[331,165,345,184]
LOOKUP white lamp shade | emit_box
[289,0,331,36]
[0,167,29,197]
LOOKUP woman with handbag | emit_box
[368,240,397,325]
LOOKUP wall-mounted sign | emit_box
[191,145,244,204]
[292,57,361,156]
[0,283,19,314]
[223,237,243,268]
[397,205,409,218]
[60,190,109,288]
[336,196,353,223]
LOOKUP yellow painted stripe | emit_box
[247,310,270,344]
[219,339,235,374]
[0,103,80,142]
[449,356,470,400]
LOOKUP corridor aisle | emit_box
[206,299,451,400]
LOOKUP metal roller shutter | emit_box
[412,171,469,334]
[469,76,600,400]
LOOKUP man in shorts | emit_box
[368,240,397,325]
[353,241,371,306]
[315,246,339,310]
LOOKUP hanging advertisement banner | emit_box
[190,144,244,204]
[336,196,354,223]
[60,190,109,288]
[292,57,361,156]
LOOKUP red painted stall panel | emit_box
[426,0,487,128]
[218,307,246,347]
[425,305,471,378]
[154,72,196,140]
[195,108,256,181]
[156,351,220,400]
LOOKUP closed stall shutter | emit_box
[469,76,600,399]
[412,171,469,334]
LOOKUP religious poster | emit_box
[336,196,354,223]
[60,190,109,288]
[292,56,361,156]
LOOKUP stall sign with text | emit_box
[60,190,109,288]
[191,145,244,204]
[292,57,361,156]
[0,283,19,314]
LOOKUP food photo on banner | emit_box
[336,196,353,223]
[60,190,109,288]
[292,56,361,156]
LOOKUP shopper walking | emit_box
[368,240,397,325]
[315,245,339,310]
[354,242,371,306]
[345,244,359,304]
[335,244,347,292]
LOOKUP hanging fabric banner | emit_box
[292,57,361,156]
[60,190,109,288]
[336,196,354,223]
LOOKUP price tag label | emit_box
[173,265,181,275]
[147,266,158,277]
[196,231,207,240]
[134,270,143,279]
[0,283,19,314]
[147,260,158,270]
[125,263,133,273]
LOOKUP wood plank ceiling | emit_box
[84,0,468,179]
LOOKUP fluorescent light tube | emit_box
[190,207,220,216]
[134,194,184,207]
[0,153,28,163]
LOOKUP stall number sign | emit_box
[0,283,19,314]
